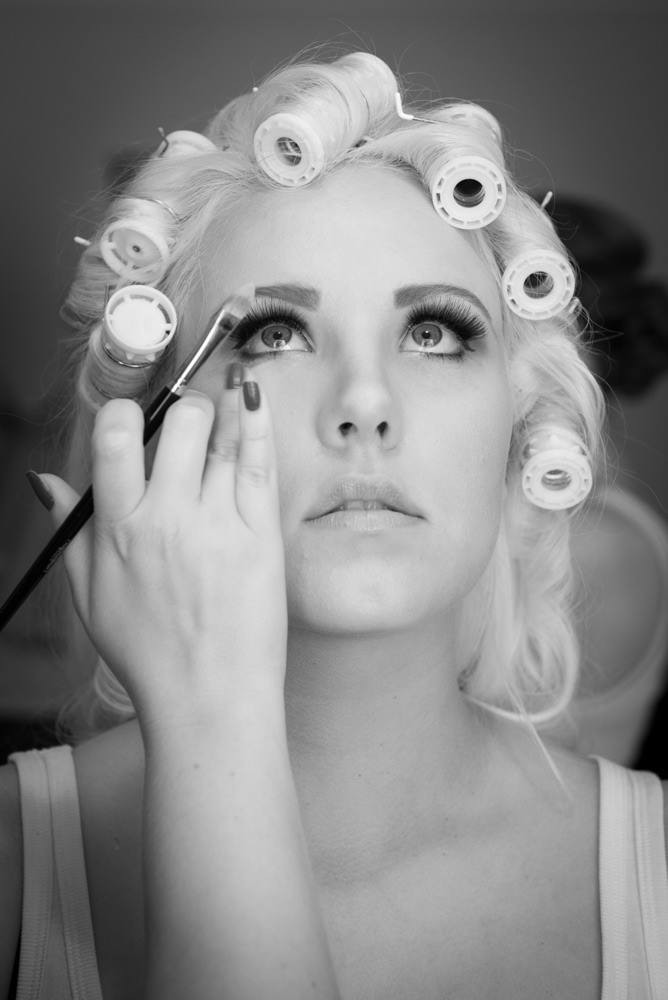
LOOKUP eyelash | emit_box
[227,297,487,362]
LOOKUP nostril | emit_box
[339,421,354,436]
[378,421,389,437]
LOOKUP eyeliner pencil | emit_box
[0,287,252,633]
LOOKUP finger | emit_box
[235,379,280,533]
[202,361,243,494]
[147,390,214,506]
[91,399,147,523]
[37,472,93,617]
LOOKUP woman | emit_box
[0,51,666,1000]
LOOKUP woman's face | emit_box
[191,166,513,635]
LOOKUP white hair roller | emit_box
[429,152,507,229]
[253,53,397,186]
[102,285,177,364]
[502,249,576,320]
[100,198,176,283]
[521,424,592,510]
[158,130,217,157]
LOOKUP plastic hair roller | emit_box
[428,152,507,229]
[502,249,576,320]
[521,424,592,510]
[158,130,217,157]
[101,285,177,365]
[100,198,176,284]
[253,54,397,187]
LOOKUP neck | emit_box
[283,620,506,880]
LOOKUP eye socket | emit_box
[400,300,487,358]
[229,301,312,359]
[400,318,463,357]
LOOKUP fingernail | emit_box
[226,361,244,390]
[243,381,261,411]
[26,470,54,511]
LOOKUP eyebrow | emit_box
[253,281,493,326]
[254,284,321,309]
[394,284,493,326]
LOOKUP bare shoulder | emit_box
[0,761,23,998]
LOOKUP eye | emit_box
[400,300,487,359]
[259,323,294,350]
[228,301,312,360]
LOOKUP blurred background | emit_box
[1,0,667,731]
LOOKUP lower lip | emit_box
[307,509,422,531]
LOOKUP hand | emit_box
[41,370,287,728]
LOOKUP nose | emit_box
[317,354,402,452]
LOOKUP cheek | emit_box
[425,379,512,503]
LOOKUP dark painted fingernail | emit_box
[26,470,54,511]
[243,381,260,411]
[226,361,244,389]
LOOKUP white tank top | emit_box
[10,745,668,999]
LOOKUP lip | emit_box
[305,477,425,527]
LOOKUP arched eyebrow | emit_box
[254,284,320,309]
[395,284,493,326]
[254,281,493,327]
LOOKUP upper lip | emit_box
[305,477,424,520]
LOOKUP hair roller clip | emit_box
[429,153,506,229]
[502,250,576,321]
[101,285,177,365]
[521,423,592,510]
[157,129,217,158]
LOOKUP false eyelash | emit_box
[404,299,488,350]
[227,299,309,354]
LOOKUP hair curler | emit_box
[253,53,397,187]
[101,285,177,365]
[521,423,593,510]
[78,286,178,409]
[428,152,506,229]
[502,249,576,320]
[100,198,176,283]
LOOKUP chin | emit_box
[286,572,460,636]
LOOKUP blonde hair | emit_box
[54,51,605,740]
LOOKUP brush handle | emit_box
[0,386,181,631]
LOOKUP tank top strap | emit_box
[596,755,668,1000]
[10,746,103,1000]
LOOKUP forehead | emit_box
[198,165,502,322]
